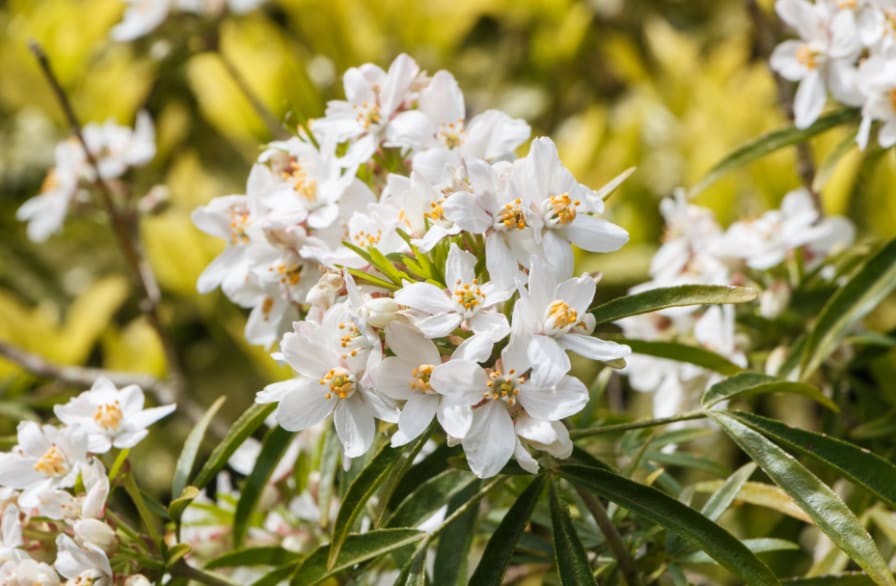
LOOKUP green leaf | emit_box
[387,469,478,528]
[689,108,859,196]
[233,426,295,547]
[193,403,275,489]
[165,543,192,566]
[726,411,896,507]
[701,373,838,412]
[292,529,426,585]
[433,478,481,586]
[206,546,294,569]
[549,480,596,586]
[700,463,757,522]
[710,412,895,586]
[677,538,799,564]
[328,441,403,568]
[558,464,780,585]
[394,546,429,586]
[171,396,226,498]
[249,563,301,586]
[781,574,876,585]
[168,485,200,523]
[801,237,896,379]
[612,338,744,375]
[591,285,757,325]
[469,475,545,586]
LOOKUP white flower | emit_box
[54,534,113,586]
[16,141,83,242]
[511,258,631,385]
[82,111,156,181]
[111,0,171,41]
[312,53,422,146]
[856,52,896,148]
[259,305,397,458]
[372,323,477,446]
[770,0,863,127]
[0,558,61,586]
[394,244,511,361]
[0,423,87,508]
[0,505,25,563]
[54,377,175,454]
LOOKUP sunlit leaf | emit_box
[701,373,838,412]
[193,403,276,489]
[612,338,744,375]
[172,396,226,499]
[592,285,757,325]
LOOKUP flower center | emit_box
[796,45,819,70]
[495,198,528,231]
[34,444,68,477]
[424,201,446,223]
[543,192,580,226]
[261,297,275,320]
[94,401,123,431]
[409,364,435,392]
[281,159,317,201]
[836,0,857,8]
[354,101,382,130]
[484,369,525,405]
[41,169,60,194]
[545,299,579,332]
[438,120,464,149]
[352,228,383,247]
[271,262,303,286]
[338,321,364,360]
[229,208,251,245]
[453,279,484,315]
[889,88,896,113]
[319,367,356,400]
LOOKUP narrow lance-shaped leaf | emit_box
[710,412,895,586]
[433,478,481,586]
[469,475,545,586]
[172,396,226,498]
[701,373,838,412]
[591,285,757,325]
[549,479,597,586]
[328,441,405,569]
[678,538,799,564]
[780,573,877,585]
[387,469,479,528]
[233,426,296,547]
[558,464,780,585]
[689,108,859,196]
[727,411,896,507]
[801,237,896,379]
[292,529,426,586]
[193,403,276,489]
[612,338,744,376]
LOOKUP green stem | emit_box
[124,472,162,546]
[570,411,707,439]
[169,559,239,586]
[574,485,645,586]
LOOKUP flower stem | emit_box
[569,411,707,439]
[574,484,645,586]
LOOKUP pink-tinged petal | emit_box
[372,356,416,401]
[513,439,540,474]
[393,394,439,446]
[430,360,488,402]
[334,396,376,458]
[555,275,596,317]
[442,191,492,232]
[463,402,515,478]
[445,244,476,287]
[412,312,463,339]
[794,71,826,129]
[527,335,571,386]
[437,402,473,438]
[558,333,631,362]
[518,375,588,421]
[275,380,335,431]
[385,323,441,365]
[395,282,454,314]
[564,214,629,253]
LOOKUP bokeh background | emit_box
[1,0,894,500]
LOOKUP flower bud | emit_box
[306,271,344,308]
[74,518,117,551]
[125,574,152,586]
[361,297,398,328]
[759,282,791,319]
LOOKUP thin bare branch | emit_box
[27,40,187,402]
[746,0,823,215]
[575,485,645,586]
[216,46,288,139]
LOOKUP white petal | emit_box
[437,402,473,438]
[563,214,629,253]
[395,282,454,314]
[445,243,476,287]
[275,380,335,431]
[334,396,376,458]
[794,71,826,129]
[463,402,515,478]
[430,360,488,402]
[393,394,439,447]
[518,375,588,421]
[527,335,571,386]
[558,333,631,362]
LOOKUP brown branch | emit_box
[0,340,227,438]
[746,0,823,215]
[28,40,187,402]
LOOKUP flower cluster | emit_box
[111,0,265,41]
[619,188,855,417]
[194,54,633,477]
[16,113,155,242]
[770,0,896,148]
[0,378,174,585]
